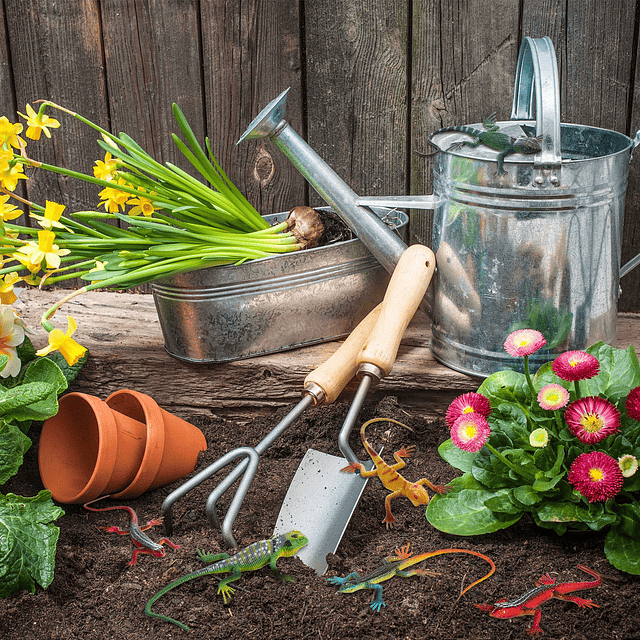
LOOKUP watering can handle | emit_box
[356,244,435,377]
[511,36,562,181]
[304,304,382,404]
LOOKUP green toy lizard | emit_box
[328,543,495,612]
[145,530,308,631]
[429,113,542,175]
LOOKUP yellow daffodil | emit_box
[0,273,20,305]
[36,315,86,366]
[98,181,130,213]
[93,151,120,181]
[127,193,158,217]
[0,305,25,377]
[17,103,61,140]
[0,116,24,149]
[87,260,106,283]
[32,200,70,231]
[15,230,70,270]
[0,194,21,223]
[0,161,27,192]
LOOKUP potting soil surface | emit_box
[2,396,638,639]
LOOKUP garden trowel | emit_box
[274,244,436,575]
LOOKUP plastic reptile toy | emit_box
[327,542,495,611]
[474,564,602,636]
[341,417,451,527]
[83,495,180,565]
[145,530,308,631]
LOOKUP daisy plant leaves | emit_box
[428,339,640,574]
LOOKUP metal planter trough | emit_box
[151,207,407,362]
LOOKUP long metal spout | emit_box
[238,88,407,275]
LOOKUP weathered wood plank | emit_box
[16,289,640,424]
[3,0,108,212]
[303,0,409,204]
[201,0,307,216]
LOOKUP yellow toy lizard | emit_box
[341,417,451,527]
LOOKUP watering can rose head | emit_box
[426,329,640,576]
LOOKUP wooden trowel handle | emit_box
[356,244,435,377]
[303,304,382,404]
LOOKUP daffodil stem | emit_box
[41,287,88,331]
[523,355,537,398]
[485,442,536,484]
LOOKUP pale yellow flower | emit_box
[93,151,120,181]
[98,180,130,213]
[32,200,70,231]
[0,273,20,305]
[15,230,70,270]
[17,104,61,140]
[0,161,27,192]
[0,305,25,377]
[0,195,22,223]
[127,193,158,217]
[0,116,24,149]
[36,315,86,366]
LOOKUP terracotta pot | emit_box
[38,391,207,504]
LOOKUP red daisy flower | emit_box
[450,414,491,453]
[552,350,600,382]
[568,451,624,502]
[445,392,492,428]
[625,386,640,421]
[504,329,546,357]
[564,396,620,444]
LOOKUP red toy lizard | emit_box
[341,417,451,528]
[475,564,602,636]
[83,496,181,566]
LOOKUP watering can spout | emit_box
[238,88,433,318]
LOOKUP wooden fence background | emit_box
[2,0,640,310]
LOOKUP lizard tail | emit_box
[359,417,414,459]
[413,548,496,597]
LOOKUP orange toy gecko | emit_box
[341,417,451,527]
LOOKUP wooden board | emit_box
[16,288,640,424]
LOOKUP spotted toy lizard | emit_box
[341,417,451,527]
[145,530,308,631]
[328,542,495,611]
[83,495,180,565]
[429,113,542,175]
[474,564,602,636]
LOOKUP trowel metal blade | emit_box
[273,448,373,576]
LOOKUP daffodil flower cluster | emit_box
[427,333,640,576]
[0,102,304,364]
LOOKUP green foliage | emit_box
[0,333,86,596]
[426,342,640,574]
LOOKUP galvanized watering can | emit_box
[239,36,640,377]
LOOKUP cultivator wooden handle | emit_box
[356,244,435,378]
[304,304,382,404]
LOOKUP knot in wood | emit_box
[253,147,275,186]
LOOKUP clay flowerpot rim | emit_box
[105,389,166,499]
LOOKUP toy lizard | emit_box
[328,542,495,611]
[341,417,451,528]
[83,495,180,566]
[145,530,308,631]
[429,113,542,174]
[474,564,602,636]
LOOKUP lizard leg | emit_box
[369,584,386,612]
[448,138,482,152]
[416,477,452,494]
[129,544,163,566]
[197,549,230,563]
[553,593,599,608]
[138,518,163,531]
[526,609,544,637]
[218,567,242,604]
[269,552,293,582]
[101,525,130,535]
[341,462,377,477]
[383,491,402,528]
[495,149,513,175]
[327,572,359,587]
[156,537,182,551]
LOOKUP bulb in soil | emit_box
[286,206,325,249]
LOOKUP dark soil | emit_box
[2,396,638,640]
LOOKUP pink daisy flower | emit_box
[504,329,547,357]
[451,413,491,453]
[552,350,600,382]
[568,451,624,502]
[445,392,492,428]
[564,396,620,444]
[537,384,570,411]
[625,386,640,421]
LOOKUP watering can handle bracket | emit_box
[511,36,562,186]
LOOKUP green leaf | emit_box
[43,350,89,385]
[437,438,477,473]
[534,500,618,532]
[425,473,523,535]
[0,491,64,596]
[512,484,543,506]
[0,422,32,484]
[614,502,640,538]
[0,382,57,419]
[604,526,640,575]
